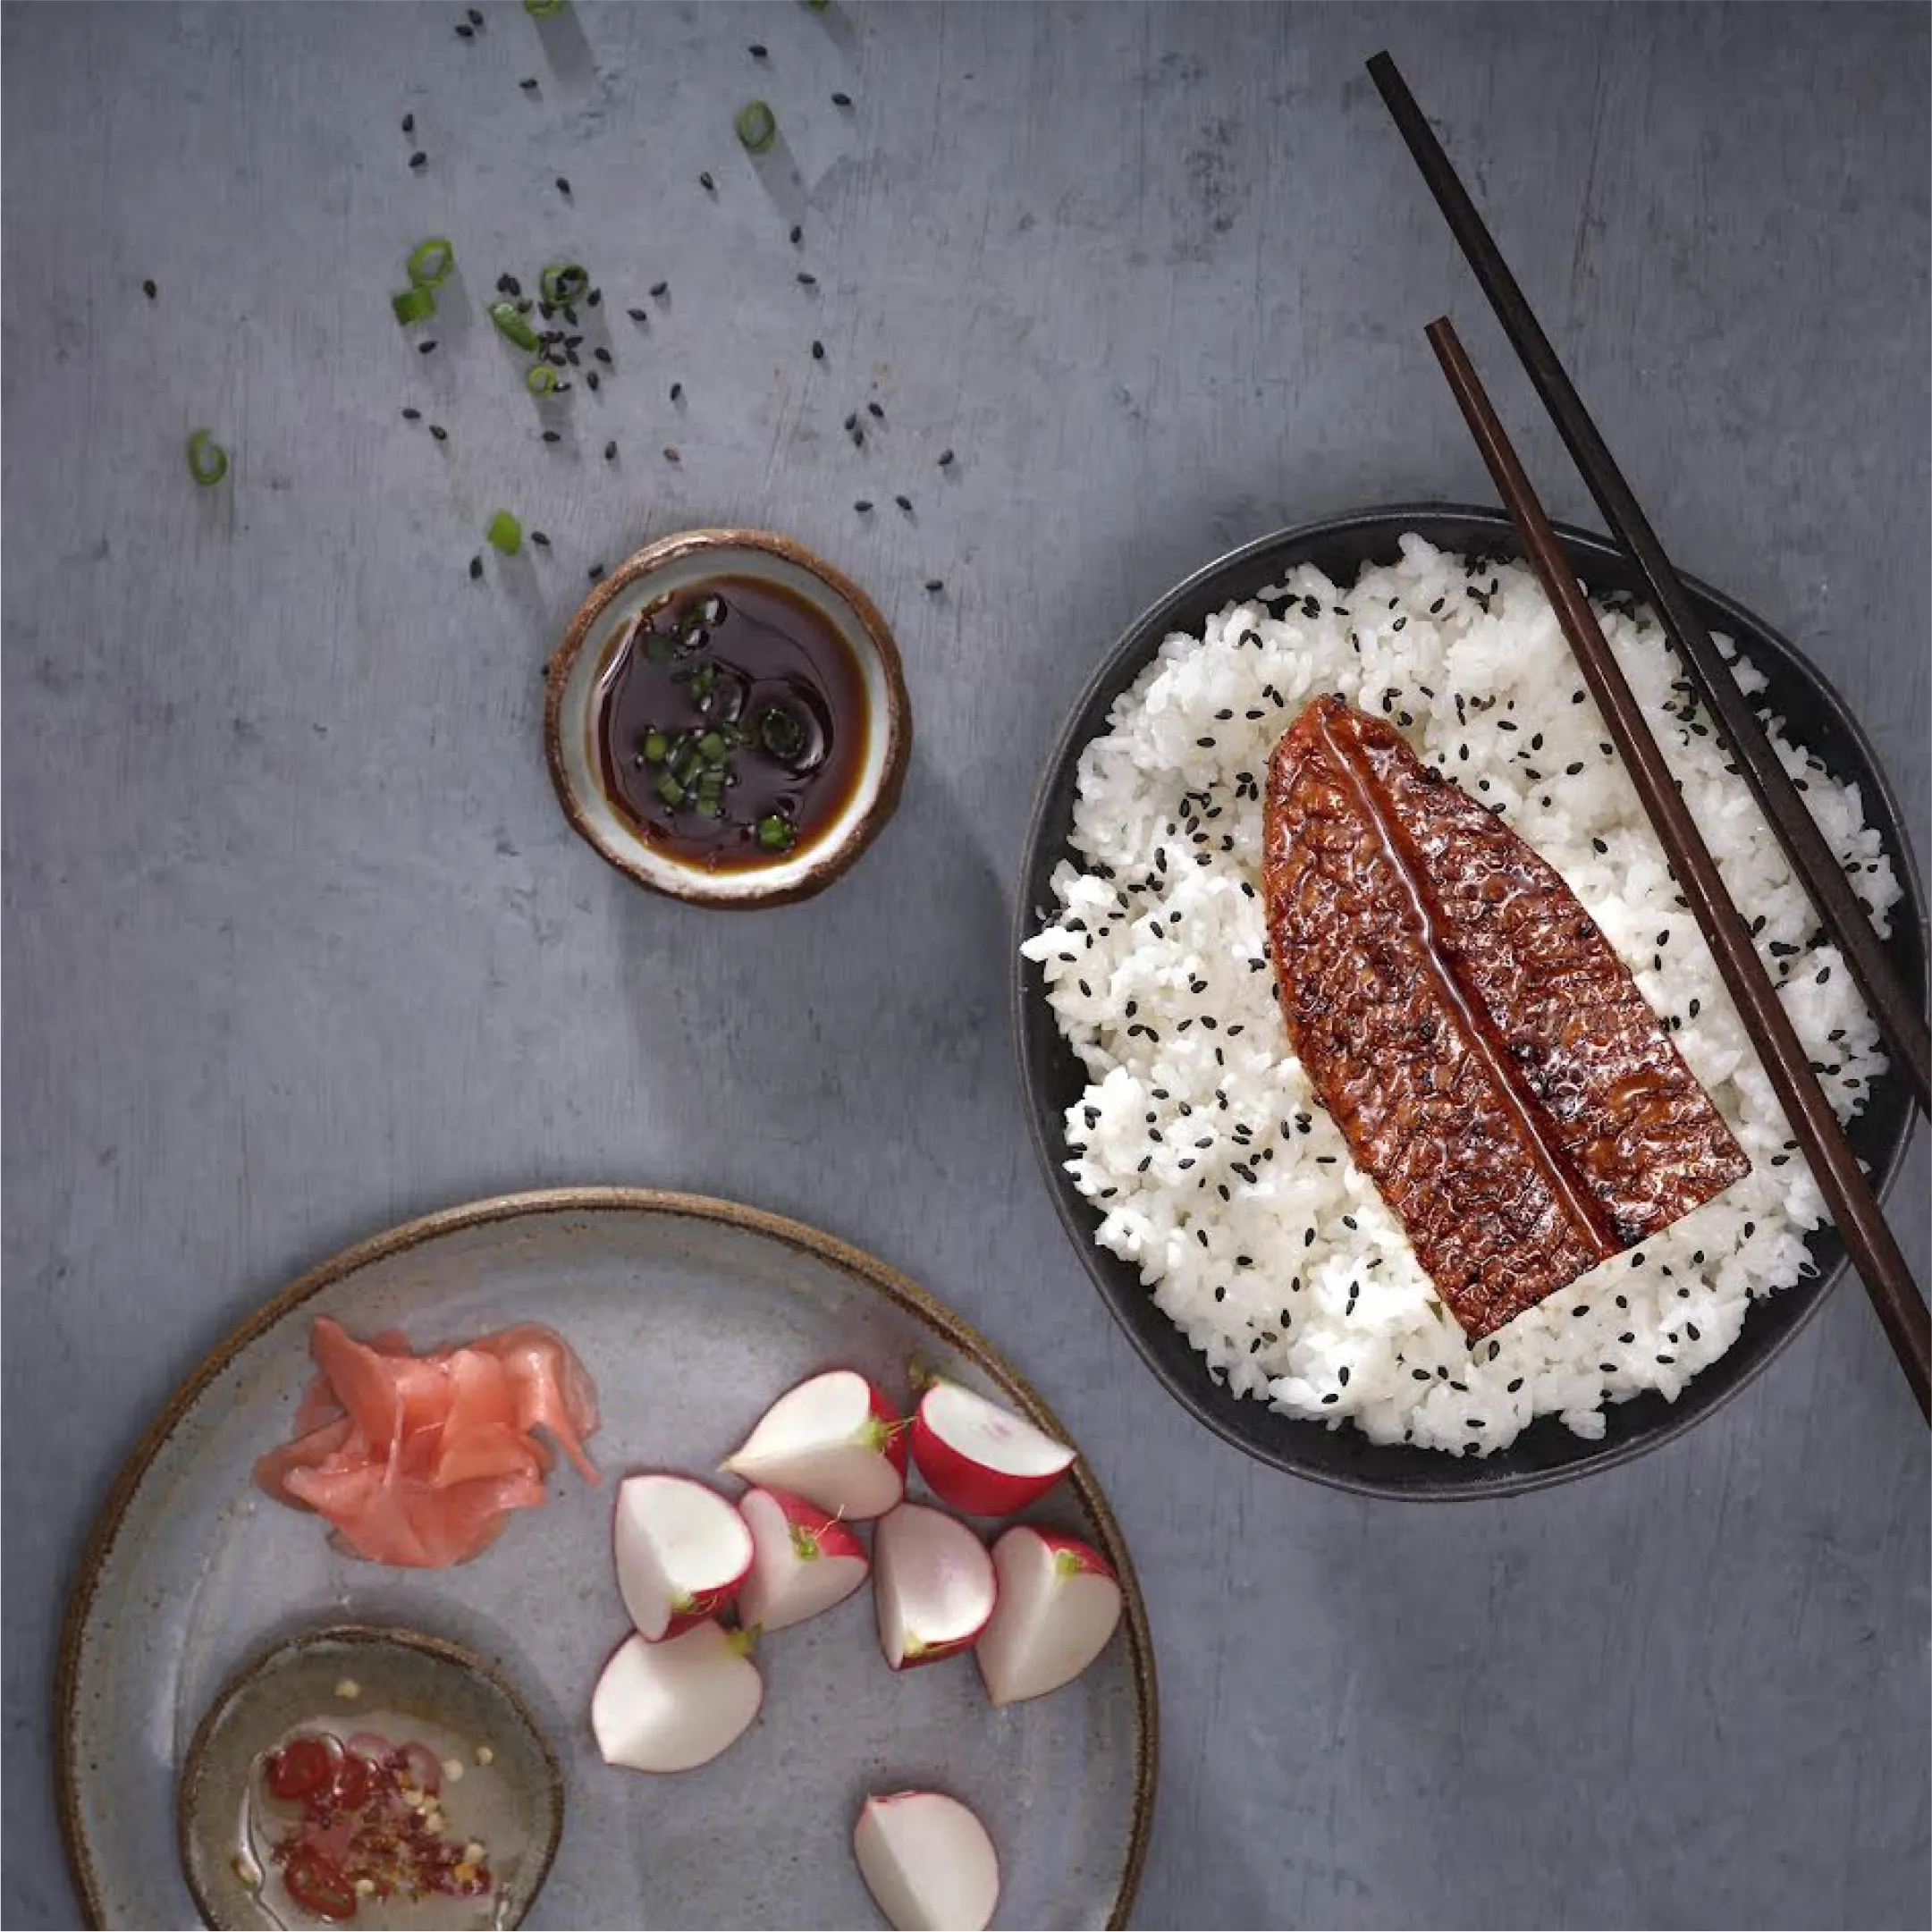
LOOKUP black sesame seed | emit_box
[810,339,824,360]
[401,114,415,134]
[894,494,913,513]
[541,429,561,442]
[401,407,422,421]
[588,563,605,580]
[455,21,473,37]
[530,531,551,547]
[924,578,944,594]
[142,278,157,300]
[428,424,449,443]
[854,499,873,513]
[418,339,437,354]
[699,171,715,191]
[748,41,767,56]
[409,151,428,169]
[555,176,571,195]
[662,445,680,463]
[669,381,682,401]
[937,448,955,467]
[603,440,617,460]
[468,554,483,578]
[789,224,803,245]
[586,287,602,308]
[586,371,600,392]
[831,90,852,106]
[650,282,670,300]
[866,401,885,420]
[520,75,539,90]
[593,345,612,365]
[797,271,817,287]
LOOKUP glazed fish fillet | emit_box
[1262,696,1750,1339]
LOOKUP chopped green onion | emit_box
[407,237,456,288]
[642,730,670,764]
[697,731,728,764]
[486,510,522,555]
[538,262,588,308]
[525,0,566,14]
[735,99,778,155]
[689,662,716,698]
[392,285,437,326]
[488,300,542,351]
[654,772,685,807]
[525,362,558,396]
[758,703,807,762]
[673,747,704,786]
[756,814,797,852]
[184,428,228,487]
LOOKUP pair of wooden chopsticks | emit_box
[1367,52,1930,1422]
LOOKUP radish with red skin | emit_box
[853,1790,1000,1932]
[910,1380,1076,1517]
[590,1623,763,1773]
[735,1485,870,1632]
[873,1501,996,1669]
[974,1524,1123,1706]
[613,1472,754,1641]
[721,1369,907,1519]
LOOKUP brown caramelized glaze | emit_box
[1262,696,1750,1339]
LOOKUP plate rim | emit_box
[55,1185,1160,1930]
[1010,500,1928,1500]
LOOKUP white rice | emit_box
[1022,535,1898,1454]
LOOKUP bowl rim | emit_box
[1010,501,1928,1500]
[543,527,912,909]
[174,1620,566,1931]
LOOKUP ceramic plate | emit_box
[57,1190,1157,1928]
[1014,504,1928,1499]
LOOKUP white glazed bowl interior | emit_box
[554,541,899,902]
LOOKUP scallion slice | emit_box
[489,300,542,351]
[486,510,522,555]
[655,771,685,807]
[525,361,558,395]
[735,98,778,155]
[525,0,565,14]
[642,730,670,764]
[538,262,588,307]
[755,814,797,852]
[184,428,228,487]
[392,285,437,326]
[407,237,456,288]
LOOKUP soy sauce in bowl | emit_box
[595,578,867,870]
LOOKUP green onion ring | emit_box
[537,262,588,308]
[184,429,228,487]
[525,362,558,396]
[524,0,565,16]
[735,99,778,156]
[486,510,523,556]
[392,285,437,326]
[489,301,542,351]
[407,237,456,288]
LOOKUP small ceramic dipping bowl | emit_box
[178,1624,563,1931]
[544,528,911,907]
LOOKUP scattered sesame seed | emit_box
[428,424,448,442]
[854,499,873,513]
[418,339,437,354]
[627,306,648,322]
[520,75,538,90]
[924,578,944,594]
[669,381,682,401]
[699,171,715,191]
[530,531,550,547]
[662,445,680,462]
[541,429,561,442]
[142,278,157,300]
[401,407,421,421]
[811,339,824,360]
[555,176,571,195]
[789,224,803,245]
[603,440,617,460]
[588,563,605,580]
[831,90,852,106]
[409,150,427,169]
[401,114,415,134]
[468,556,483,580]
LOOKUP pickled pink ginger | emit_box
[254,1317,600,1567]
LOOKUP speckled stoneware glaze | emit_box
[544,530,912,907]
[58,1190,1155,1929]
[179,1624,563,1929]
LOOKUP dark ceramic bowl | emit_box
[1013,505,1928,1500]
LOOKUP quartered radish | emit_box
[853,1790,1000,1932]
[613,1473,754,1642]
[873,1502,996,1669]
[590,1624,763,1773]
[975,1525,1123,1706]
[910,1380,1076,1517]
[721,1369,907,1520]
[736,1486,870,1633]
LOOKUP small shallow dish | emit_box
[180,1624,563,1929]
[1014,503,1928,1500]
[544,529,911,908]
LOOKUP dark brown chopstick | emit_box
[1427,316,1929,1423]
[1369,50,1932,1120]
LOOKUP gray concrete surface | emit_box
[4,4,1926,1926]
